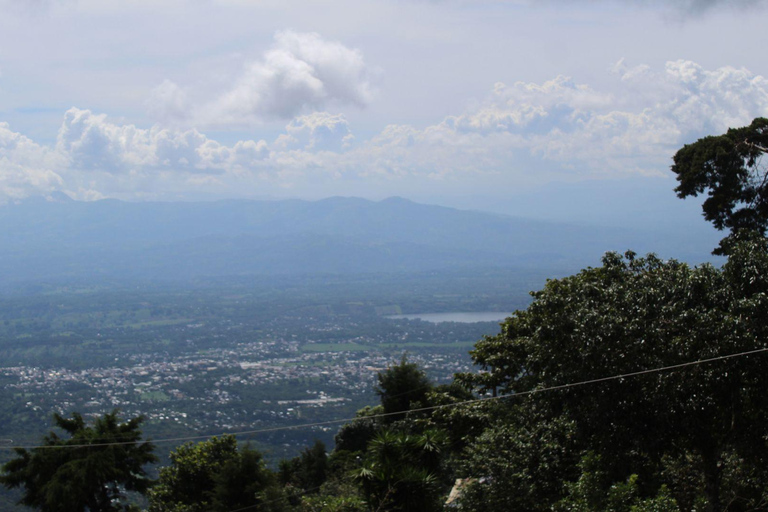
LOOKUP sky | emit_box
[0,0,767,226]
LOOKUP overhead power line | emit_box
[1,346,766,451]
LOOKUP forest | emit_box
[3,119,768,511]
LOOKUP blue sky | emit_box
[0,0,766,226]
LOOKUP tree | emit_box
[375,354,432,422]
[148,435,286,512]
[354,429,448,512]
[671,117,768,254]
[456,408,579,511]
[278,439,328,493]
[0,410,156,512]
[333,406,380,454]
[459,240,768,511]
[211,445,286,512]
[297,440,329,491]
[148,435,239,512]
[553,454,679,512]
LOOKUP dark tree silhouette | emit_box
[375,354,432,422]
[0,410,156,512]
[672,117,768,254]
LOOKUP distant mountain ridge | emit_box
[0,196,721,282]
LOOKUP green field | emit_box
[300,343,371,352]
[140,391,170,402]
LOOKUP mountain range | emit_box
[0,195,722,283]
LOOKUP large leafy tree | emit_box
[278,439,328,492]
[457,408,579,511]
[0,410,156,512]
[459,238,768,511]
[671,117,768,253]
[148,435,287,512]
[375,354,432,422]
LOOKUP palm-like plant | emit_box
[354,429,447,512]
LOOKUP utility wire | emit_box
[2,346,766,451]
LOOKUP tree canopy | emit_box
[458,238,768,511]
[671,117,768,253]
[375,354,432,422]
[0,410,156,512]
[148,435,288,512]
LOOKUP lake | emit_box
[386,312,510,323]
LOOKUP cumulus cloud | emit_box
[0,122,65,201]
[392,59,768,179]
[50,108,274,199]
[273,112,355,152]
[1,59,768,202]
[149,31,376,127]
[253,59,766,190]
[57,107,269,174]
[442,76,613,136]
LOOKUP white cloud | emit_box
[0,122,64,201]
[150,31,377,128]
[442,76,614,136]
[401,59,768,179]
[1,59,767,201]
[273,112,354,152]
[57,107,269,174]
[659,60,768,133]
[51,107,273,199]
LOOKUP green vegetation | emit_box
[148,436,289,512]
[375,354,432,422]
[672,117,768,254]
[139,391,170,402]
[457,240,768,510]
[0,411,156,512]
[300,343,371,353]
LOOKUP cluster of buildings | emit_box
[0,336,472,449]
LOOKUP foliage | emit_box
[553,454,679,512]
[148,436,238,512]
[334,406,382,453]
[415,382,483,451]
[0,410,156,512]
[671,117,768,253]
[456,406,578,511]
[299,480,367,512]
[278,439,329,492]
[375,354,433,422]
[354,429,448,512]
[148,435,286,512]
[459,240,768,511]
[295,447,367,512]
[211,445,281,511]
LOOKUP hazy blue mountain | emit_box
[0,196,721,283]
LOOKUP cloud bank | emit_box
[2,59,768,202]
